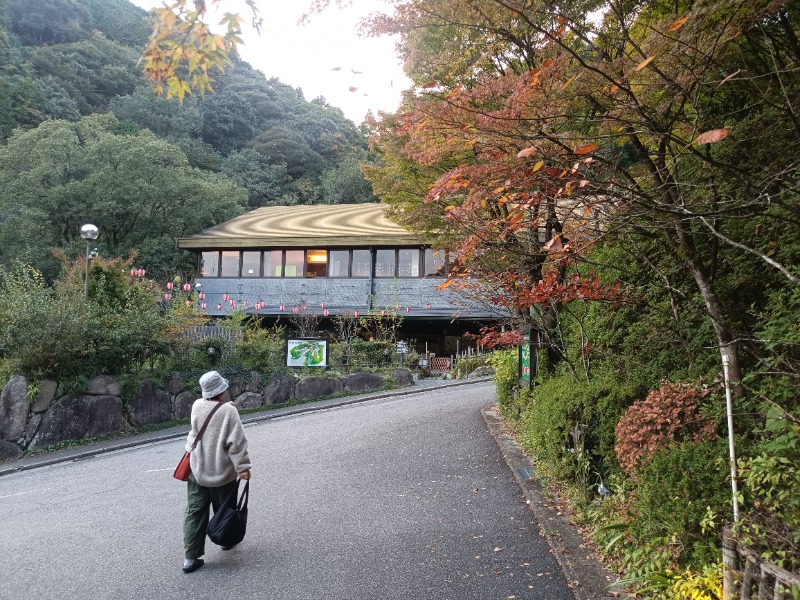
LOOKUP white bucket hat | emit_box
[199,370,229,399]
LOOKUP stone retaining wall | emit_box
[0,369,413,461]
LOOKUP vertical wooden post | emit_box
[722,526,738,600]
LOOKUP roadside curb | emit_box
[482,405,623,600]
[0,377,491,477]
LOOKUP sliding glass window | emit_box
[351,250,371,278]
[424,249,447,277]
[306,249,327,277]
[374,249,396,278]
[241,251,261,277]
[398,248,420,278]
[263,250,282,277]
[199,251,219,277]
[284,250,304,278]
[329,250,349,277]
[220,251,240,277]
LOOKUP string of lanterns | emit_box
[160,282,431,317]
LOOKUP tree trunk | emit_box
[683,251,743,395]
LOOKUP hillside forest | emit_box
[0,0,377,281]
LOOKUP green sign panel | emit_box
[520,332,531,383]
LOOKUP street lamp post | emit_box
[80,224,99,300]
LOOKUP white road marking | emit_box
[145,468,174,473]
[0,487,53,500]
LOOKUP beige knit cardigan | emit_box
[186,399,252,487]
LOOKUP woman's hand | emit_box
[238,469,251,480]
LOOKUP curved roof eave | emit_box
[177,203,425,249]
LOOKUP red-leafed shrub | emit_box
[614,382,718,476]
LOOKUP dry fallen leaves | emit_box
[574,143,599,155]
[694,128,729,144]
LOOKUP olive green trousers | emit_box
[183,473,239,559]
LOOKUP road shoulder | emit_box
[482,404,625,600]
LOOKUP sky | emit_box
[129,0,410,124]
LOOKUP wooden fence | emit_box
[187,325,242,343]
[723,527,800,599]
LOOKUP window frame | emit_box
[197,247,440,279]
[305,249,328,278]
[219,250,241,278]
[240,250,262,278]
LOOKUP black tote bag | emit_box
[207,480,249,547]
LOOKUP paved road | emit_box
[0,381,573,600]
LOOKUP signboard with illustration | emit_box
[286,338,328,367]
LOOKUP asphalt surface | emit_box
[0,379,617,599]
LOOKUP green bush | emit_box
[737,404,800,571]
[627,440,731,570]
[515,368,643,481]
[331,338,394,371]
[235,325,286,371]
[487,349,517,409]
[453,353,490,379]
[0,258,208,380]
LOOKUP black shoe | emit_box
[221,544,238,551]
[182,558,204,573]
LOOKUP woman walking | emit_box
[182,370,252,574]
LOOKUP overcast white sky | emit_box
[129,0,409,123]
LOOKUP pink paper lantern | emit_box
[166,282,173,290]
[216,304,222,310]
[130,268,137,277]
[324,309,329,317]
[138,268,145,277]
[185,300,192,307]
[280,304,284,311]
[223,293,229,301]
[426,303,431,309]
[381,309,386,316]
[293,306,299,314]
[164,293,171,300]
[229,299,235,307]
[405,307,410,313]
[321,302,326,309]
[198,293,205,300]
[301,304,306,311]
[354,310,359,317]
[183,283,191,292]
[201,303,207,309]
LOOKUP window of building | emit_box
[424,248,447,277]
[200,251,219,277]
[351,249,371,278]
[284,250,304,278]
[263,250,282,277]
[375,249,396,277]
[220,251,240,277]
[329,250,349,277]
[306,249,327,277]
[241,251,261,277]
[197,247,448,279]
[398,248,420,278]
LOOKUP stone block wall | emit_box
[0,369,413,461]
